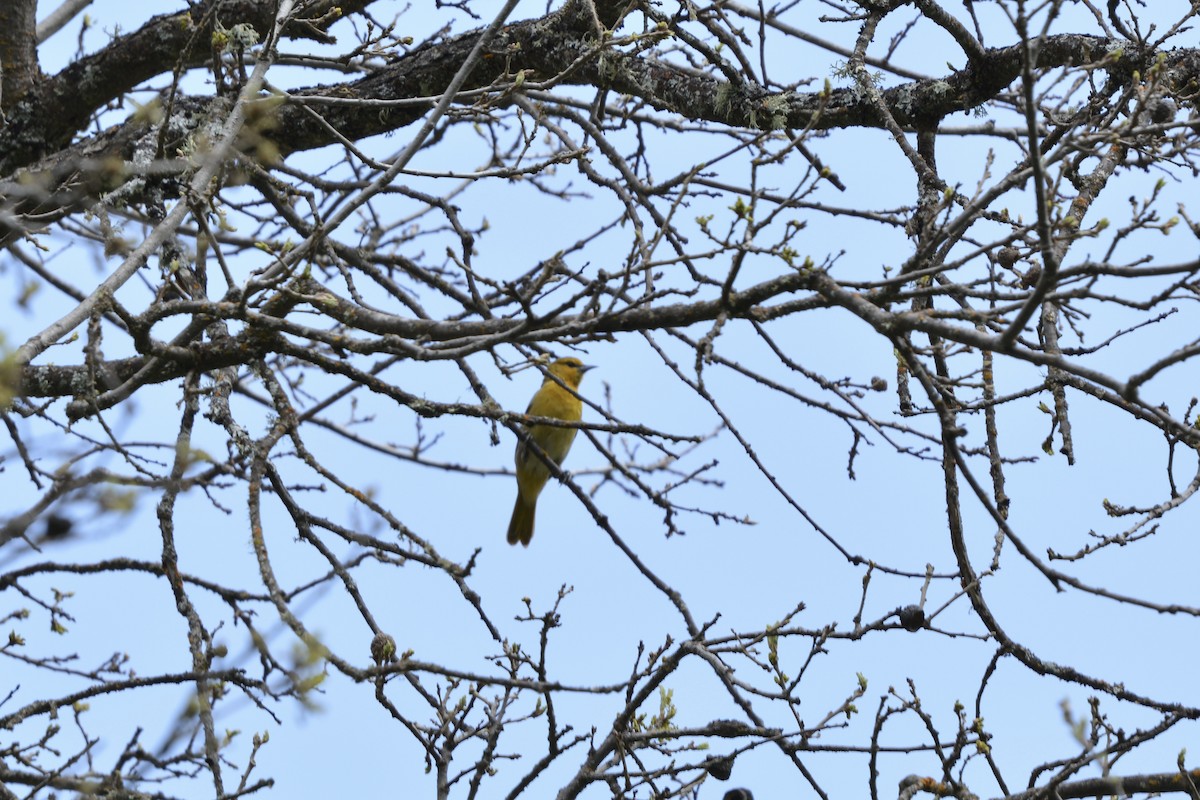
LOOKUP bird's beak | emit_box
[581,364,596,373]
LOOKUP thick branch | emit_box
[0,0,370,174]
[0,0,38,108]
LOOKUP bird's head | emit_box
[547,357,594,389]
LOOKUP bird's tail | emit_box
[506,494,536,546]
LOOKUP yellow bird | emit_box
[507,357,593,546]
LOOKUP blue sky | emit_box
[3,1,1199,798]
